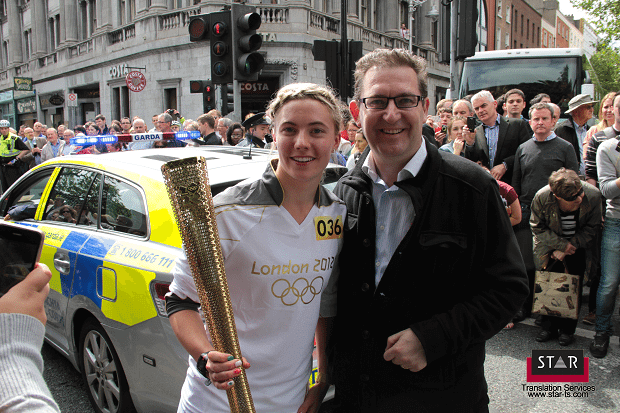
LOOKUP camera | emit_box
[167,109,179,119]
[467,116,476,132]
[440,125,448,134]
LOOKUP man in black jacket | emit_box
[330,48,529,412]
[465,90,531,184]
[195,114,221,145]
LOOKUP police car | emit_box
[1,145,346,413]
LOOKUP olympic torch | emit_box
[161,157,255,412]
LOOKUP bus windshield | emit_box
[459,56,580,114]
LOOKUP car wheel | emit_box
[79,318,135,413]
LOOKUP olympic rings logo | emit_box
[271,276,324,306]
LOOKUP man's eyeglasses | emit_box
[361,95,424,110]
[560,187,584,202]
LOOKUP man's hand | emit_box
[564,243,576,255]
[297,382,329,413]
[552,250,566,262]
[490,164,507,180]
[383,328,427,372]
[0,263,51,325]
[435,132,446,145]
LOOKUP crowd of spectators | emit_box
[2,87,620,359]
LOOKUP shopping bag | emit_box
[531,260,580,320]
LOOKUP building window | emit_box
[362,0,370,27]
[24,30,31,58]
[505,33,509,48]
[521,15,524,36]
[526,18,529,39]
[497,0,502,17]
[111,85,130,120]
[3,41,8,67]
[543,31,547,47]
[506,6,511,23]
[49,15,61,51]
[476,0,487,51]
[514,9,518,31]
[496,28,501,50]
[165,88,178,112]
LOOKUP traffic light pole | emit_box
[449,0,457,98]
[340,0,348,100]
[233,80,241,123]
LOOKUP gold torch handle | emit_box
[162,156,255,412]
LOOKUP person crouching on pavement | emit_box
[530,168,602,346]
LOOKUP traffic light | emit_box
[189,80,208,93]
[438,3,451,64]
[210,11,233,84]
[188,14,209,41]
[231,4,264,82]
[313,40,340,93]
[456,0,478,60]
[190,81,215,112]
[348,41,363,98]
[221,83,234,116]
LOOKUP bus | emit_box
[459,48,594,116]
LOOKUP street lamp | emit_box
[408,0,428,52]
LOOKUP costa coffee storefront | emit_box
[240,78,279,118]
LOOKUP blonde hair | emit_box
[267,83,343,132]
[596,92,616,132]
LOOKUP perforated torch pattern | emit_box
[162,157,255,413]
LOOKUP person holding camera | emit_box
[0,263,61,412]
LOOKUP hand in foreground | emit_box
[564,243,576,256]
[205,351,251,390]
[552,250,566,262]
[0,263,51,325]
[298,382,330,413]
[490,164,506,180]
[453,138,465,155]
[435,132,446,144]
[384,328,427,372]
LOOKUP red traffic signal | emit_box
[189,80,213,95]
[188,14,209,41]
[209,11,233,84]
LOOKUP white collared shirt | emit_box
[362,143,427,286]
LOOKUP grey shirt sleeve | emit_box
[0,314,60,413]
[596,140,620,200]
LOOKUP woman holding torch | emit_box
[166,83,345,412]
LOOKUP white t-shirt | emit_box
[169,162,345,412]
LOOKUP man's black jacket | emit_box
[330,141,528,411]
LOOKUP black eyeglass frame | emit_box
[360,95,424,110]
[557,187,584,202]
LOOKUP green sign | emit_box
[14,77,33,91]
[16,97,37,114]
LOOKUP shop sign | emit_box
[14,77,33,91]
[240,79,279,96]
[126,71,147,92]
[110,63,129,78]
[49,94,64,105]
[16,97,37,114]
[0,90,13,103]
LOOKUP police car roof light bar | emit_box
[70,131,201,146]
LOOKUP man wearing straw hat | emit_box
[555,94,597,176]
